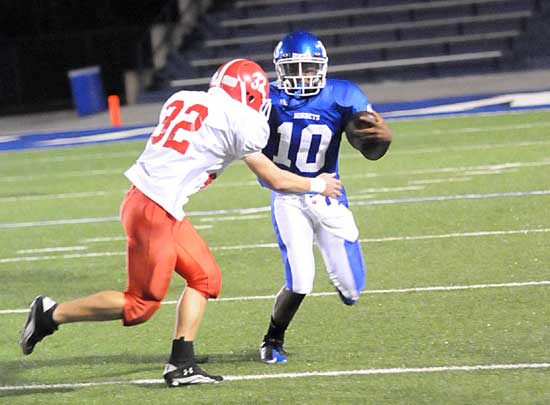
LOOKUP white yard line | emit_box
[198,214,267,222]
[79,227,213,244]
[35,126,156,147]
[34,150,138,163]
[0,251,124,264]
[5,122,550,166]
[0,191,110,203]
[360,228,550,243]
[16,246,87,254]
[341,140,550,159]
[1,227,548,264]
[351,190,550,207]
[2,189,549,229]
[396,140,550,154]
[344,160,550,180]
[2,149,549,184]
[80,236,127,243]
[0,362,548,391]
[0,169,123,183]
[408,177,472,185]
[347,194,376,200]
[426,120,550,135]
[163,280,550,304]
[0,179,441,197]
[356,186,425,193]
[2,280,549,314]
[0,216,120,229]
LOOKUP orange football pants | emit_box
[119,185,222,326]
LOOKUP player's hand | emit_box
[356,111,392,143]
[317,173,342,198]
[347,111,392,160]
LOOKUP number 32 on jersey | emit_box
[273,122,332,173]
[150,99,209,155]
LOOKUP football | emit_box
[344,111,376,151]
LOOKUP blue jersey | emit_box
[262,78,371,178]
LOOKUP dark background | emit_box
[0,0,179,115]
[1,0,548,117]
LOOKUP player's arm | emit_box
[345,111,392,160]
[243,152,342,198]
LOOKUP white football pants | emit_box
[270,191,366,302]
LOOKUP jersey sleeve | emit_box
[334,81,374,124]
[233,110,270,159]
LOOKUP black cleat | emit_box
[260,337,287,364]
[163,362,223,387]
[19,296,58,355]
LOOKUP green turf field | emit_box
[1,110,549,404]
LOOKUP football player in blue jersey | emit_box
[259,31,393,364]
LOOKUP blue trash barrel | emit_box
[67,66,107,116]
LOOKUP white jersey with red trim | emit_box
[125,87,269,220]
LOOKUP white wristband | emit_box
[309,178,327,194]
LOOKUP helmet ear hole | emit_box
[248,93,255,103]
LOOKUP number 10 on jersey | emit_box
[273,122,332,173]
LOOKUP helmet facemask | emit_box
[275,57,327,97]
[273,32,328,97]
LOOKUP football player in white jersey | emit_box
[19,59,342,386]
[259,32,393,364]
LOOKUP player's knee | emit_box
[123,293,161,326]
[186,269,222,299]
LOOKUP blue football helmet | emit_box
[273,31,328,97]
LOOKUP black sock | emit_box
[266,317,286,341]
[265,287,305,341]
[169,338,194,367]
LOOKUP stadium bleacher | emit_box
[2,0,547,129]
[144,0,541,100]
